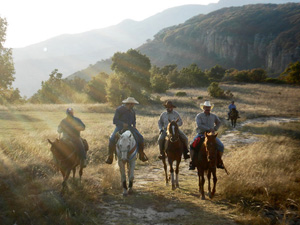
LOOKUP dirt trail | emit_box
[98,117,299,225]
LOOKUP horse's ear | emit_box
[214,132,218,137]
[48,139,53,145]
[205,132,208,137]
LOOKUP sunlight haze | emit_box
[1,0,218,48]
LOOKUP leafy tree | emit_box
[206,65,226,82]
[249,68,267,83]
[150,73,168,93]
[110,49,151,104]
[208,82,226,98]
[0,17,20,103]
[106,74,129,106]
[66,77,87,92]
[85,72,108,102]
[178,63,209,87]
[280,61,300,85]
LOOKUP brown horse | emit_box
[162,119,184,190]
[48,138,88,190]
[195,132,218,200]
[229,108,238,128]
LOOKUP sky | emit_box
[0,0,219,48]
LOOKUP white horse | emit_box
[116,130,137,196]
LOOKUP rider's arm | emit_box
[196,114,211,133]
[175,111,183,127]
[113,106,124,127]
[158,113,164,131]
[214,115,221,131]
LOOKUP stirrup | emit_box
[183,153,190,160]
[217,164,225,169]
[189,162,195,170]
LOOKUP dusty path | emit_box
[98,117,299,224]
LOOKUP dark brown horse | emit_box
[229,108,238,128]
[48,138,88,190]
[162,119,184,190]
[195,132,218,200]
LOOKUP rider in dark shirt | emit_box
[58,108,87,167]
[105,97,148,164]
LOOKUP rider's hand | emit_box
[123,123,129,129]
[159,129,163,134]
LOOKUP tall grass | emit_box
[0,83,299,224]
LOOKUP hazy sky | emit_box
[1,0,218,48]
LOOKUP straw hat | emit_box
[200,100,214,110]
[122,97,139,104]
[163,100,177,108]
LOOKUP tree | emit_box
[110,49,151,104]
[280,61,300,85]
[178,63,209,87]
[206,65,226,82]
[85,72,108,102]
[0,17,18,103]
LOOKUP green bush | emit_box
[175,91,187,97]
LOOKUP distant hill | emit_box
[138,3,300,74]
[12,4,216,96]
[12,0,300,96]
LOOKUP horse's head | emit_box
[167,118,179,142]
[204,132,218,167]
[116,130,136,163]
[48,138,61,154]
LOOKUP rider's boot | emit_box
[105,142,115,164]
[183,143,190,160]
[138,142,148,162]
[217,151,225,169]
[188,148,195,170]
[158,147,166,160]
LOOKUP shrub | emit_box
[175,91,187,97]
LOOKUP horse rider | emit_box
[227,100,240,120]
[105,97,148,164]
[157,100,190,160]
[57,107,87,168]
[189,100,225,170]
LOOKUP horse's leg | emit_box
[162,158,168,185]
[128,159,135,194]
[118,160,127,196]
[175,159,181,189]
[79,166,83,184]
[211,168,217,198]
[62,169,71,192]
[197,168,205,200]
[72,167,76,181]
[169,159,175,190]
[207,169,212,198]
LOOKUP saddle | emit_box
[190,134,205,151]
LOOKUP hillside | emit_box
[12,4,214,96]
[138,3,300,74]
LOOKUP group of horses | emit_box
[48,118,230,200]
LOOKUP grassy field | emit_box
[0,83,300,224]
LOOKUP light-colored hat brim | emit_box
[200,103,214,110]
[122,97,139,104]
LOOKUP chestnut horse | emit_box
[195,132,218,200]
[48,138,88,191]
[229,108,238,128]
[162,119,184,190]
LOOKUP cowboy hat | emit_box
[200,100,214,110]
[163,100,177,108]
[122,97,139,104]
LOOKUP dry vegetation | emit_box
[0,83,299,224]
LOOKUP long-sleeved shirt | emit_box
[58,116,85,140]
[113,105,136,128]
[228,104,236,111]
[158,110,183,131]
[195,112,221,134]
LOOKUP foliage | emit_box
[206,65,226,82]
[66,77,87,92]
[178,63,209,87]
[85,72,108,103]
[280,61,300,85]
[0,17,22,104]
[110,49,151,105]
[208,82,233,99]
[30,69,77,103]
[150,73,168,93]
[105,74,128,106]
[223,68,267,83]
[175,91,187,97]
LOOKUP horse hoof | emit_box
[172,186,176,190]
[123,192,128,196]
[128,188,133,195]
[201,196,206,200]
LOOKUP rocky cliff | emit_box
[138,3,300,74]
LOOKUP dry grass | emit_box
[0,83,299,224]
